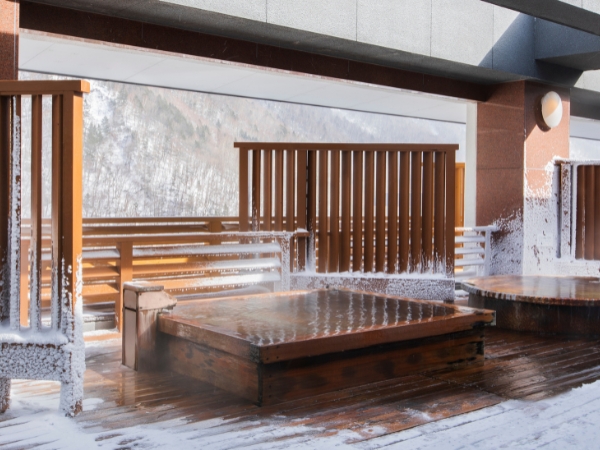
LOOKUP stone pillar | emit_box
[477,81,570,275]
[0,0,19,80]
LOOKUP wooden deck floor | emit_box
[3,327,600,448]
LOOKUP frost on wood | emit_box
[8,104,21,330]
[291,273,455,302]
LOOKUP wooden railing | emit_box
[455,226,497,282]
[0,80,89,416]
[236,143,457,277]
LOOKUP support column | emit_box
[0,0,19,80]
[477,81,570,275]
[465,103,477,227]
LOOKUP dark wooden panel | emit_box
[238,149,249,232]
[261,329,483,405]
[167,336,260,404]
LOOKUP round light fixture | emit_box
[540,91,563,129]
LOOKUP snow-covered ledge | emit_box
[291,271,454,302]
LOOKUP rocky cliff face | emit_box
[18,71,465,218]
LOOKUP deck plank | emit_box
[4,328,600,448]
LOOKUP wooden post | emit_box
[576,165,585,259]
[51,94,63,331]
[445,149,456,278]
[238,149,249,232]
[364,151,374,272]
[274,150,284,231]
[29,95,43,330]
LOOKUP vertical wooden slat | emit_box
[364,151,374,272]
[30,95,43,330]
[296,150,308,270]
[238,148,249,232]
[340,150,351,272]
[445,149,456,277]
[387,151,398,273]
[455,163,465,228]
[595,166,600,260]
[422,151,434,271]
[285,150,295,232]
[585,165,595,260]
[251,150,261,231]
[263,149,272,231]
[329,150,340,272]
[60,91,84,334]
[307,150,317,270]
[352,151,363,272]
[434,152,446,270]
[398,152,410,273]
[274,150,284,231]
[0,96,9,322]
[8,96,21,329]
[51,94,63,330]
[410,151,422,270]
[576,166,585,259]
[375,151,386,272]
[318,150,329,272]
[117,241,133,332]
[285,150,295,269]
[19,239,28,326]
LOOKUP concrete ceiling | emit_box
[19,31,469,123]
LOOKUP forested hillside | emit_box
[19,71,465,218]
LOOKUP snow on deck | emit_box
[2,328,600,449]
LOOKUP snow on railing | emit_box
[0,80,90,416]
[454,226,497,282]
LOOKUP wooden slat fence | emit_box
[556,160,600,260]
[236,143,458,277]
[0,80,89,416]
